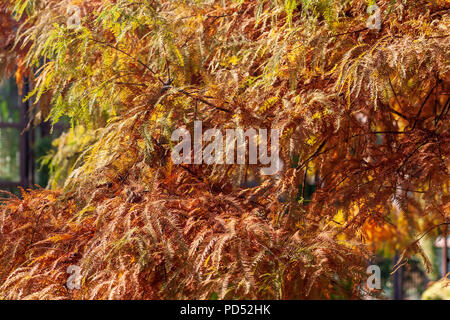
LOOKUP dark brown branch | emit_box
[388,78,409,121]
[115,82,147,87]
[296,139,327,170]
[331,27,368,38]
[435,97,449,127]
[412,81,438,130]
[178,89,232,113]
[396,140,427,173]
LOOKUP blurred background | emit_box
[0,77,66,194]
[0,77,448,299]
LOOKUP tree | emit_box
[0,0,448,299]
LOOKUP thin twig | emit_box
[388,78,409,121]
[90,38,164,84]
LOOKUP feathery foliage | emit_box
[0,0,449,299]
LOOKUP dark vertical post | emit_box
[19,81,33,189]
[393,254,403,300]
[443,227,448,277]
